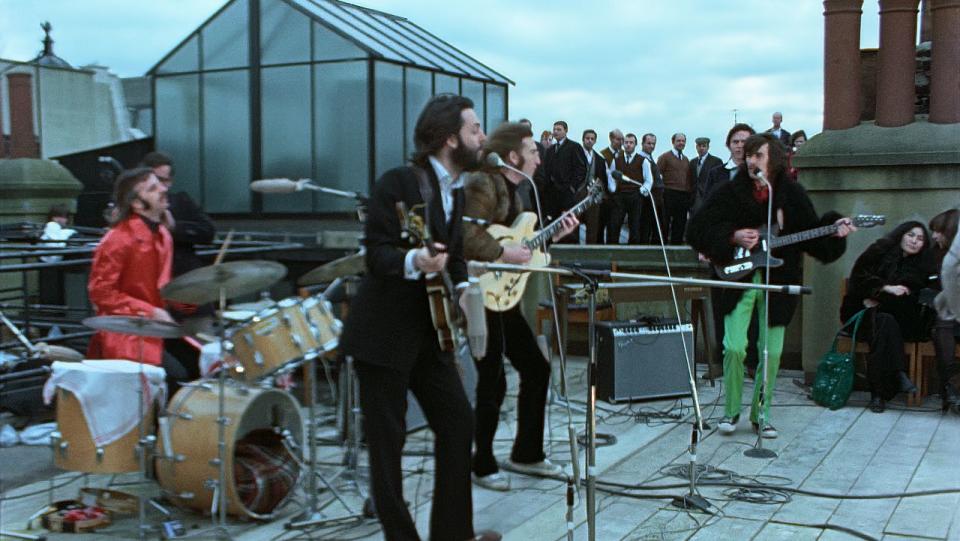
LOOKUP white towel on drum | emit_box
[42,360,167,447]
[199,341,224,377]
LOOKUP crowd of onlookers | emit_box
[522,111,807,245]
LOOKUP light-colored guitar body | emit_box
[479,212,549,312]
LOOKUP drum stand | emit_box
[284,352,365,531]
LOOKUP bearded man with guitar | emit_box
[686,133,856,439]
[461,122,579,491]
[338,95,499,541]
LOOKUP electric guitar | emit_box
[715,214,886,281]
[478,182,604,311]
[396,202,466,353]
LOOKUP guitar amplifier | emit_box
[596,320,695,403]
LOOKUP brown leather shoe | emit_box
[469,530,502,541]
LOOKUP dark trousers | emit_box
[638,189,666,245]
[864,310,908,400]
[581,203,602,244]
[355,336,475,541]
[933,317,960,390]
[606,191,641,244]
[663,189,693,245]
[161,340,200,397]
[473,307,551,477]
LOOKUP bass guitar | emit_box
[715,214,886,281]
[478,182,604,311]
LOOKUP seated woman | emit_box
[929,208,960,413]
[840,221,937,412]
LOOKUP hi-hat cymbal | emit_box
[83,316,185,339]
[298,251,365,286]
[161,261,287,305]
[33,342,84,362]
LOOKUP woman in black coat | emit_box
[841,221,937,412]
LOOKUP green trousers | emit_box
[722,272,785,423]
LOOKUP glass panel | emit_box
[202,0,248,70]
[434,73,458,96]
[374,62,403,180]
[298,1,402,63]
[261,65,312,212]
[314,61,368,213]
[353,11,450,72]
[202,70,250,212]
[156,35,199,74]
[155,75,201,202]
[261,0,310,66]
[404,67,432,160]
[313,21,365,61]
[461,79,483,130]
[485,83,506,132]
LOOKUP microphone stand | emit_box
[744,171,778,459]
[469,261,809,541]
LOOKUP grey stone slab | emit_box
[752,521,823,540]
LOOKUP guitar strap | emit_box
[411,166,435,234]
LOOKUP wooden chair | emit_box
[836,279,924,406]
[535,263,617,353]
[915,337,960,400]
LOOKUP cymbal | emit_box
[161,261,287,305]
[83,316,185,339]
[299,251,365,286]
[33,342,84,362]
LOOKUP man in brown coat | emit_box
[656,133,694,244]
[462,122,577,492]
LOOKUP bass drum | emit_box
[156,381,303,520]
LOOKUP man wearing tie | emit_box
[577,129,609,244]
[606,133,649,244]
[657,133,694,244]
[688,137,723,218]
[765,111,791,149]
[535,120,586,236]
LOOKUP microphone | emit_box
[250,178,307,194]
[468,260,489,277]
[485,152,506,168]
[610,170,649,196]
[463,277,488,359]
[780,285,812,295]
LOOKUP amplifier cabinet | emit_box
[596,321,695,403]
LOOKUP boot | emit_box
[897,371,917,395]
[869,393,885,413]
[943,383,960,415]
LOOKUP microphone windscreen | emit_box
[610,170,623,181]
[464,279,487,359]
[485,152,504,168]
[250,178,299,193]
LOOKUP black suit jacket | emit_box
[576,149,609,194]
[536,138,587,217]
[689,154,724,208]
[765,127,792,148]
[339,165,467,372]
[168,191,216,277]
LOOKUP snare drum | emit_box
[301,296,342,352]
[229,305,305,381]
[156,381,303,520]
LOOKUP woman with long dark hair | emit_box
[841,221,937,412]
[929,209,960,413]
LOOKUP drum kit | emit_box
[40,253,363,538]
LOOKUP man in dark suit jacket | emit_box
[689,137,724,214]
[577,129,610,244]
[765,111,791,149]
[535,120,586,228]
[338,95,499,541]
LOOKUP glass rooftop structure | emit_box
[149,0,512,214]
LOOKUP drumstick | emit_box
[214,229,235,266]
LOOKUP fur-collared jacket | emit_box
[686,171,847,326]
[462,170,525,262]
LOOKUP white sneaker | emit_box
[717,415,740,434]
[504,458,563,477]
[472,472,510,492]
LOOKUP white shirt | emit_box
[637,151,655,192]
[40,221,77,263]
[404,156,465,280]
[724,159,741,180]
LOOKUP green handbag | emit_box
[811,309,867,410]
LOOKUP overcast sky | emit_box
[0,0,890,160]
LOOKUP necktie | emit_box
[696,158,703,177]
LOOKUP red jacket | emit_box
[87,215,173,365]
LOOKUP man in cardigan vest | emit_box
[606,133,648,244]
[462,122,577,493]
[599,129,624,242]
[656,133,694,244]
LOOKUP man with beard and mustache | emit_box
[339,95,500,541]
[462,122,577,492]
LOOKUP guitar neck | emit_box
[769,223,838,249]
[527,194,595,249]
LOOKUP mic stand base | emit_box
[671,493,713,514]
[744,446,778,459]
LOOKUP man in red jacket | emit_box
[87,167,190,388]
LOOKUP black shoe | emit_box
[944,383,960,414]
[869,395,885,413]
[470,530,503,541]
[898,371,918,395]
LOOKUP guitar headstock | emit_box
[852,214,886,228]
[588,180,604,202]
